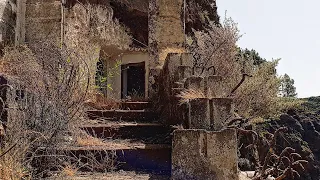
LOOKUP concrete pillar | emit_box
[172,129,239,180]
[188,98,210,129]
[205,75,225,98]
[175,65,192,82]
[185,76,205,94]
[210,98,234,131]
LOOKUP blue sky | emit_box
[217,0,320,98]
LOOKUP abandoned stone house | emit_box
[0,1,244,179]
[0,0,219,101]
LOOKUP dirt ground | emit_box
[47,171,170,180]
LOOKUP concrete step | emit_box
[85,101,152,110]
[86,110,157,122]
[79,122,173,143]
[120,101,152,110]
[59,140,172,174]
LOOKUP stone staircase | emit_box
[64,101,174,177]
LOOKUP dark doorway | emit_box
[121,62,145,100]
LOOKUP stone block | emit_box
[193,66,204,76]
[210,98,234,130]
[172,129,238,180]
[205,75,225,97]
[188,98,210,129]
[180,53,193,67]
[175,65,192,82]
[185,76,205,93]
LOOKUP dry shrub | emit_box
[76,130,106,146]
[235,60,280,118]
[0,41,91,179]
[61,164,78,177]
[189,16,281,118]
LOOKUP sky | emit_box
[216,0,320,98]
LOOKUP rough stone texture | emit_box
[176,65,192,82]
[172,129,239,180]
[16,0,26,45]
[0,0,16,44]
[185,76,205,93]
[188,98,210,129]
[25,0,61,43]
[148,0,186,97]
[156,53,195,125]
[185,0,219,34]
[205,75,225,97]
[211,98,234,130]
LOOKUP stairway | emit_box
[63,101,173,177]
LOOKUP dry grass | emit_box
[190,16,281,118]
[159,47,187,65]
[61,165,78,177]
[84,92,121,110]
[77,136,106,147]
[0,158,28,180]
[176,88,205,105]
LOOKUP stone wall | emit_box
[24,0,61,43]
[172,129,239,180]
[0,0,16,44]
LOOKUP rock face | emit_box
[185,0,220,34]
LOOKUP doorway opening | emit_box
[121,62,145,100]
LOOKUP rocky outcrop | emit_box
[185,0,220,34]
[239,110,320,180]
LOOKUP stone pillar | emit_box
[172,129,239,180]
[185,76,205,94]
[188,98,210,129]
[205,75,225,98]
[148,0,186,98]
[211,98,234,130]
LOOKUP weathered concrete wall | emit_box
[25,0,61,43]
[0,0,16,44]
[172,129,239,180]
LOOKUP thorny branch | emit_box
[237,126,309,180]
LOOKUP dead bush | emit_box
[188,16,281,118]
[0,41,91,179]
